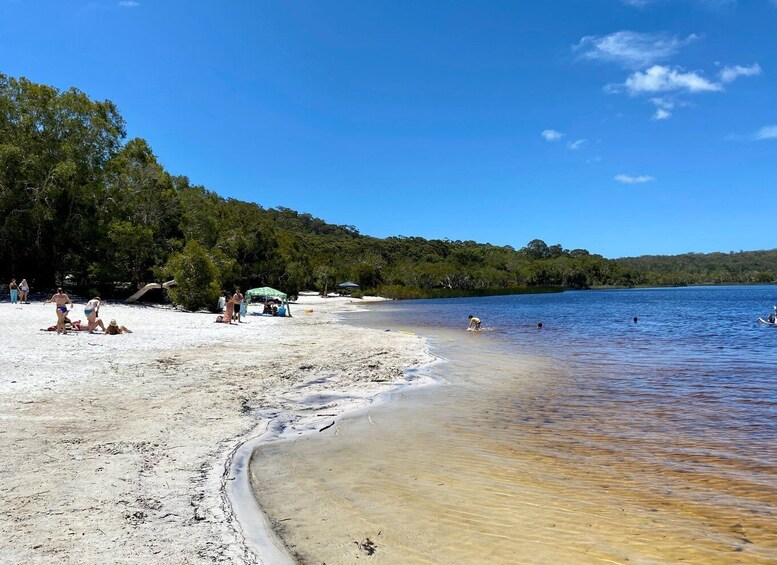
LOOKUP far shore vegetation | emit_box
[2,73,776,309]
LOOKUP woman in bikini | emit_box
[84,297,105,333]
[45,288,73,334]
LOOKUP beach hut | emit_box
[245,287,292,317]
[337,281,360,295]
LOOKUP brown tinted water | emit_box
[250,294,777,564]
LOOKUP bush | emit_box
[164,240,222,311]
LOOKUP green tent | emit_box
[245,287,291,317]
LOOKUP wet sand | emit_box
[0,296,432,564]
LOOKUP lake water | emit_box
[250,287,777,564]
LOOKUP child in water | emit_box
[467,315,481,331]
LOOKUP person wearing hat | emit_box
[105,319,132,335]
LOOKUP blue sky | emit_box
[1,0,775,257]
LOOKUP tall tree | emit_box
[0,73,125,286]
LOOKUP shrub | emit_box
[164,240,222,311]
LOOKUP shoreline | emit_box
[231,363,441,564]
[0,295,434,563]
[232,303,442,564]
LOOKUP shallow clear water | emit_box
[250,287,777,564]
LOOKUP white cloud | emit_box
[567,139,588,150]
[118,1,140,7]
[614,174,655,184]
[650,97,675,109]
[623,65,722,94]
[541,129,564,141]
[650,97,676,119]
[719,63,761,83]
[574,31,697,69]
[755,125,777,140]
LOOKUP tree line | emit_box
[1,73,774,309]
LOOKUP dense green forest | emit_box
[1,74,775,308]
[616,250,777,287]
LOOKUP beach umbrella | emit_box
[338,282,360,288]
[246,287,288,300]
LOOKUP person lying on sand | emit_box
[105,320,132,335]
[41,319,88,332]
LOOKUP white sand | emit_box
[0,295,433,564]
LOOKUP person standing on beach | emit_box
[19,279,29,303]
[45,288,73,334]
[232,287,244,323]
[467,314,481,331]
[9,279,18,304]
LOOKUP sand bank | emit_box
[0,295,432,564]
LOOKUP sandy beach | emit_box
[0,295,432,564]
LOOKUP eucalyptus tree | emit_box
[0,73,125,287]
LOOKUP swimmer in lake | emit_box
[45,288,73,334]
[467,315,481,331]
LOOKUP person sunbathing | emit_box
[105,320,132,335]
[41,319,87,332]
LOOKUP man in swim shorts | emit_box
[232,287,244,323]
[467,315,481,331]
[45,288,73,334]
